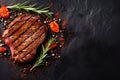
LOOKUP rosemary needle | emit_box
[7,1,53,18]
[30,37,55,71]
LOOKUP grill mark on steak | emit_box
[13,25,47,57]
[22,50,36,62]
[2,14,32,38]
[21,33,46,57]
[12,20,42,48]
[14,49,36,62]
[13,33,46,62]
[8,15,40,43]
[6,14,26,29]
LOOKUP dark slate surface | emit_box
[0,0,120,80]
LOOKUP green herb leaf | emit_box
[7,1,53,18]
[30,37,55,71]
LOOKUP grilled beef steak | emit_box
[2,14,48,62]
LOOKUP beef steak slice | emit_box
[2,14,48,63]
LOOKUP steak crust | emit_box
[2,14,48,62]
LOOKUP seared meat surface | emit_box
[2,14,47,62]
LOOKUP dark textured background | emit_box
[0,0,120,80]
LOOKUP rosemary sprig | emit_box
[7,1,53,18]
[30,37,55,71]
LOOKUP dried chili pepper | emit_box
[49,42,57,50]
[0,47,6,52]
[49,21,60,33]
[59,37,64,41]
[62,20,67,28]
[0,5,10,18]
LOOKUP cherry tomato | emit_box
[0,5,10,18]
[49,21,60,33]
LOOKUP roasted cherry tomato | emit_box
[49,21,60,33]
[0,5,10,18]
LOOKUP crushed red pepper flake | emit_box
[49,42,57,50]
[0,46,6,52]
[62,20,67,28]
